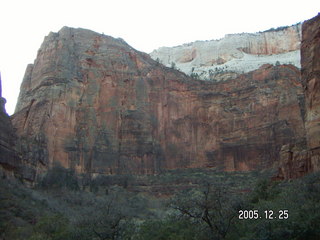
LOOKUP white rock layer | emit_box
[150,24,301,80]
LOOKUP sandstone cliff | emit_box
[0,74,37,182]
[0,72,18,174]
[150,24,301,81]
[301,13,320,173]
[0,74,20,178]
[301,14,320,156]
[12,27,306,178]
[277,14,320,179]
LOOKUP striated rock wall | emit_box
[0,76,36,181]
[150,24,301,81]
[12,27,306,178]
[301,13,320,172]
[0,74,21,178]
[276,143,310,179]
[276,14,320,179]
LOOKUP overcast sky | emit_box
[0,0,319,115]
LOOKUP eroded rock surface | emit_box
[150,24,301,81]
[12,27,306,177]
[276,14,320,179]
[301,13,320,172]
[0,74,21,178]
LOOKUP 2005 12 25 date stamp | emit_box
[238,210,289,220]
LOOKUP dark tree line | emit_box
[1,166,320,240]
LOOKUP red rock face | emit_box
[0,74,19,176]
[0,74,36,181]
[12,27,306,178]
[301,14,320,172]
[275,14,320,179]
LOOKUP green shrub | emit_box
[136,219,202,240]
[28,214,71,240]
[250,179,280,203]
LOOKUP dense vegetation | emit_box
[1,166,319,240]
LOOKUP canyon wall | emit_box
[277,14,320,179]
[302,14,320,156]
[11,27,306,178]
[150,24,301,81]
[0,74,36,182]
[301,14,320,172]
[0,74,20,178]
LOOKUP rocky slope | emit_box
[11,27,306,179]
[150,24,301,81]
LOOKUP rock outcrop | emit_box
[276,142,310,179]
[150,24,301,81]
[301,14,320,172]
[12,27,306,178]
[0,74,36,182]
[0,74,20,178]
[276,14,320,179]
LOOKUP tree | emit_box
[190,72,200,79]
[38,163,79,191]
[72,187,139,240]
[170,182,242,240]
[155,58,161,65]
